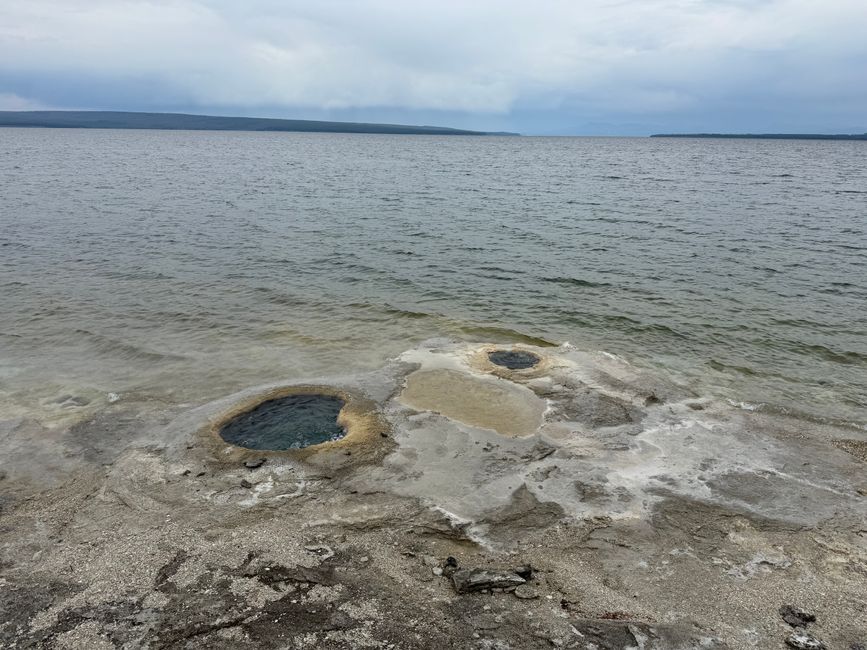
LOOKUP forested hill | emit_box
[0,111,516,136]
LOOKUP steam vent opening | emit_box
[219,394,346,450]
[488,349,540,370]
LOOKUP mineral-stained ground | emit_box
[1,341,865,649]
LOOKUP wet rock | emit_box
[451,568,525,594]
[485,484,565,533]
[780,605,816,627]
[553,388,642,428]
[786,630,827,650]
[244,458,267,469]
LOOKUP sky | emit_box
[1,0,866,135]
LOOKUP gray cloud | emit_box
[1,0,865,133]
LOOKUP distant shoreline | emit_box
[0,110,519,136]
[651,133,867,141]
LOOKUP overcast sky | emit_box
[2,0,866,134]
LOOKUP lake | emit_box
[1,128,865,429]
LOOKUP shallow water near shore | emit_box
[1,128,866,430]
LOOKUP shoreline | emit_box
[2,340,865,649]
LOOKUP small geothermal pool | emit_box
[219,394,346,450]
[487,350,540,370]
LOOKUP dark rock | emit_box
[242,562,336,588]
[451,568,525,594]
[244,458,266,469]
[644,393,662,406]
[154,551,189,592]
[786,630,827,650]
[240,479,252,489]
[442,556,459,577]
[514,564,534,580]
[304,544,335,559]
[780,605,816,627]
[570,618,729,649]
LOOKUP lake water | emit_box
[1,128,865,429]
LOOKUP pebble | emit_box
[244,458,266,469]
[513,585,540,600]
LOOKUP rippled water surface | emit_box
[1,128,865,426]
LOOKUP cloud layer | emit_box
[2,0,866,134]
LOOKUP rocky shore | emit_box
[2,341,865,649]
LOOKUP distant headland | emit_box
[651,133,867,141]
[0,110,518,136]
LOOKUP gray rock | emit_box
[244,458,266,469]
[451,568,525,594]
[304,544,335,560]
[786,630,827,650]
[569,619,729,649]
[780,605,816,628]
